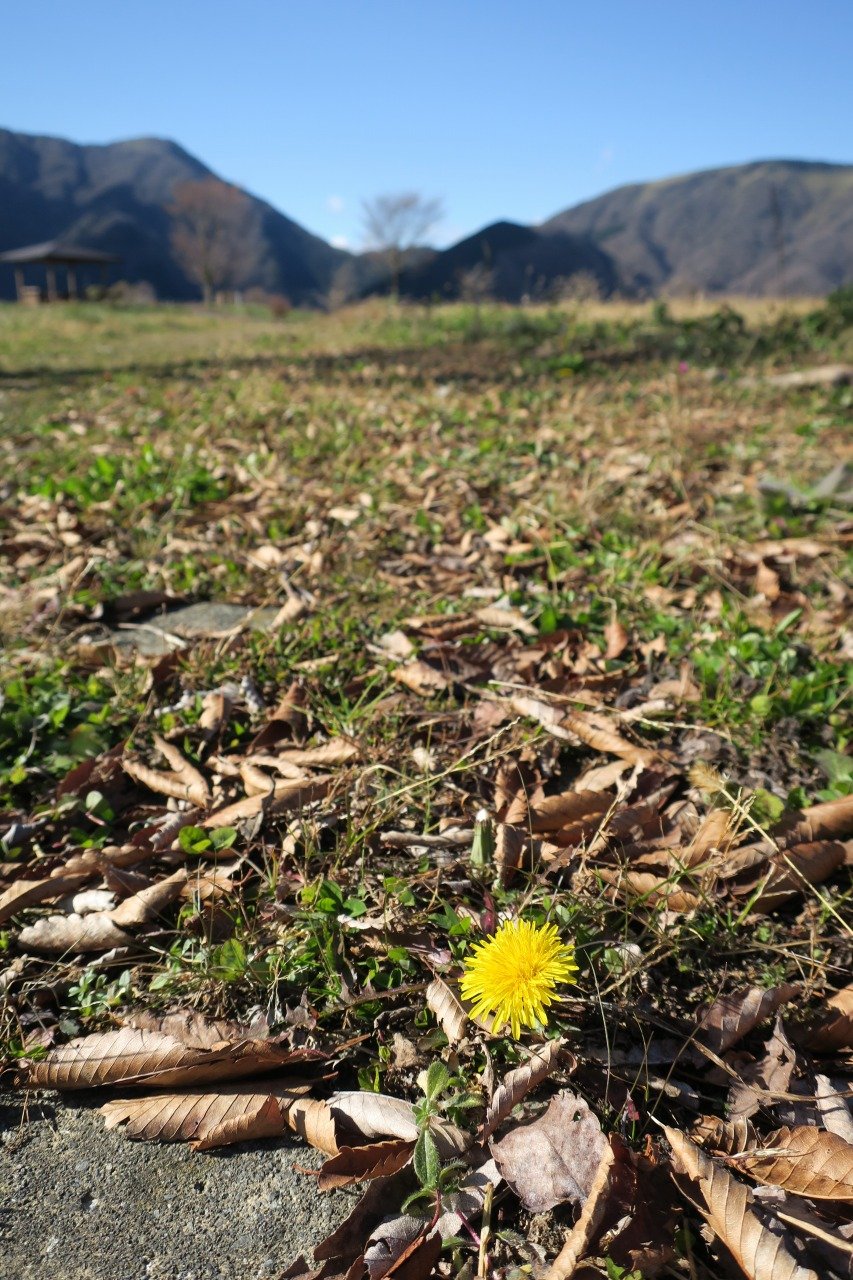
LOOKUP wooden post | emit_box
[67,266,77,299]
[46,265,57,302]
[14,268,24,301]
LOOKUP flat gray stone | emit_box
[0,1092,346,1280]
[758,460,853,510]
[101,603,282,657]
[741,363,853,390]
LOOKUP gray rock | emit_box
[810,461,853,501]
[758,460,853,510]
[0,1092,347,1280]
[741,363,853,389]
[93,603,283,657]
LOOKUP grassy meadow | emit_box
[1,294,852,1275]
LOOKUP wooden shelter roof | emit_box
[0,240,120,265]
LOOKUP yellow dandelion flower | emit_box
[460,918,577,1039]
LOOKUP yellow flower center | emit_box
[459,917,577,1039]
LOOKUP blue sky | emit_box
[3,1,851,250]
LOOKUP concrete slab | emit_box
[0,1092,346,1280]
[101,603,283,657]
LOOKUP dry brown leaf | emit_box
[494,758,539,815]
[528,790,611,834]
[240,761,281,796]
[756,561,782,601]
[126,1009,255,1049]
[792,982,853,1053]
[772,794,853,847]
[271,596,309,627]
[604,614,630,659]
[203,776,330,828]
[436,1157,501,1242]
[248,681,309,750]
[543,1140,616,1280]
[742,1125,853,1200]
[286,1096,340,1156]
[317,1138,416,1190]
[490,1089,607,1213]
[364,1216,441,1280]
[508,693,571,737]
[152,734,211,806]
[313,1171,412,1266]
[17,911,134,954]
[666,1127,819,1280]
[122,759,199,805]
[746,841,849,912]
[0,873,91,925]
[276,1252,328,1279]
[28,1026,311,1089]
[693,1115,758,1156]
[425,977,468,1045]
[392,660,451,696]
[482,1039,570,1141]
[329,1090,468,1159]
[241,753,306,780]
[503,780,537,828]
[496,822,527,887]
[380,828,471,850]
[647,666,701,704]
[717,842,777,880]
[684,807,739,868]
[473,604,537,635]
[102,863,156,898]
[181,862,240,902]
[572,763,630,800]
[727,1014,797,1120]
[562,707,658,766]
[747,536,833,560]
[698,984,800,1054]
[598,869,702,913]
[101,1080,301,1148]
[769,1199,853,1280]
[275,739,360,768]
[403,612,478,639]
[814,1074,853,1144]
[109,867,187,927]
[722,798,853,875]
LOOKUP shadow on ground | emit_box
[0,339,570,391]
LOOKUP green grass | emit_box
[1,295,851,1273]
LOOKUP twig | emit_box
[477,1181,493,1279]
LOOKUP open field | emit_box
[1,297,852,1279]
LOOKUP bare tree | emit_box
[551,270,602,306]
[361,192,443,298]
[169,178,252,304]
[326,259,361,311]
[458,263,495,304]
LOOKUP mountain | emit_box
[541,160,853,297]
[1,131,851,303]
[0,128,347,303]
[390,220,619,302]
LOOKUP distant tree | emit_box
[361,192,444,298]
[326,259,362,311]
[169,178,252,304]
[551,270,602,306]
[458,263,495,304]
